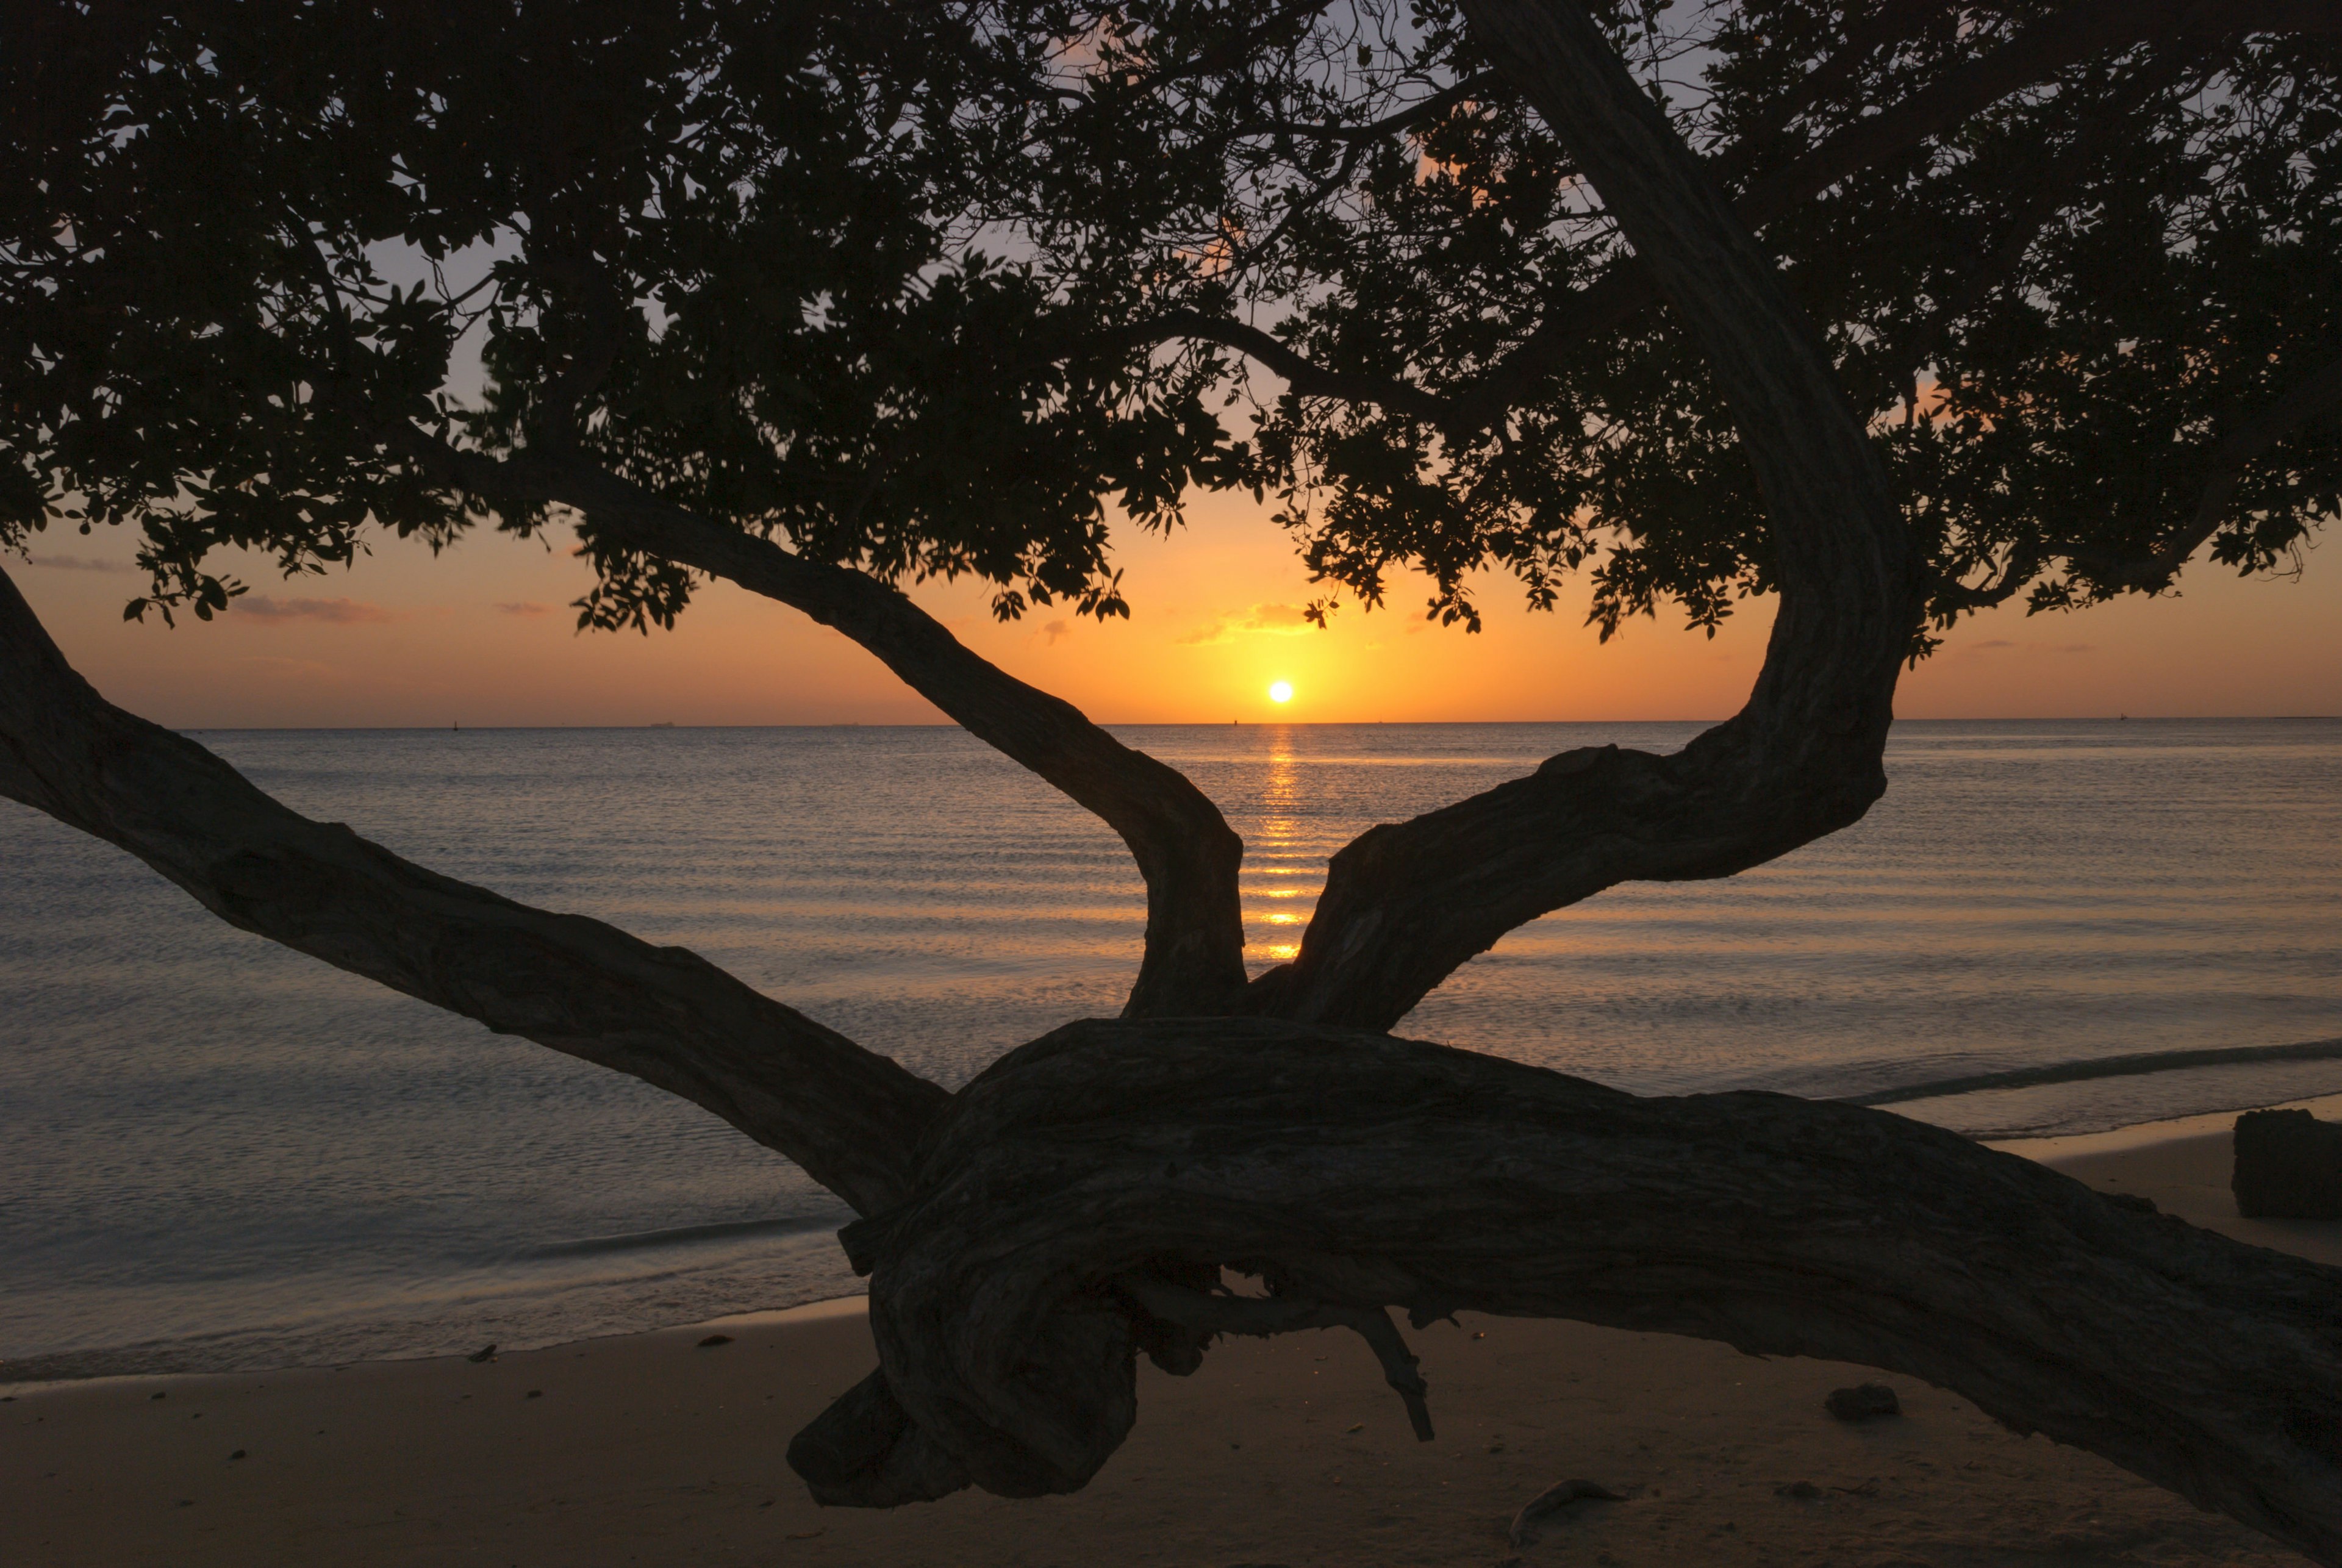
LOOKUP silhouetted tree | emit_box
[4,2,2340,1556]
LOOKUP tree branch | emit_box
[1112,0,2341,434]
[1841,55,2197,417]
[1243,0,1918,1029]
[391,435,1251,1017]
[813,1017,2342,1564]
[1930,547,2042,615]
[0,564,945,1216]
[1456,0,2338,425]
[1112,309,1455,422]
[1700,0,1966,192]
[1226,71,1497,145]
[2074,351,2342,590]
[1117,1276,1437,1439]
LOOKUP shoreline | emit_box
[1988,1087,2342,1159]
[9,1090,2341,1399]
[7,1111,2338,1565]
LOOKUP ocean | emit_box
[2,719,2338,1382]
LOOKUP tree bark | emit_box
[1241,0,1917,1029]
[0,564,942,1217]
[810,1017,2342,1565]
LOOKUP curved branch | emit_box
[1700,0,1965,192]
[1855,55,2199,417]
[815,1017,2342,1564]
[1120,1276,1437,1439]
[1249,0,1918,1029]
[1459,0,2337,424]
[1117,1,2342,433]
[1733,0,2294,237]
[397,438,1250,1017]
[1227,71,1496,145]
[1246,737,1894,1026]
[1113,309,1455,422]
[0,565,944,1216]
[1930,546,2041,615]
[2079,352,2342,592]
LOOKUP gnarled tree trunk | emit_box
[5,1,2340,1562]
[809,1018,2342,1562]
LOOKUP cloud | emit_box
[495,601,554,618]
[1176,603,1319,646]
[236,594,402,625]
[1041,618,1073,645]
[1962,637,2093,656]
[19,553,133,573]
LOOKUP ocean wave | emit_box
[1844,1036,2342,1109]
[515,1213,842,1261]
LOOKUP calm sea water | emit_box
[2,720,2338,1381]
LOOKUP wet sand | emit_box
[5,1123,2335,1567]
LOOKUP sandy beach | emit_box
[7,1117,2338,1568]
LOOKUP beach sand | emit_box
[7,1122,2337,1567]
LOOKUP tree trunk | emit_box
[1242,0,1918,1027]
[800,1017,2342,1565]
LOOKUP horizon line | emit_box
[169,714,2342,732]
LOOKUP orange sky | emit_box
[13,487,2340,727]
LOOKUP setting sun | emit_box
[1267,681,1294,704]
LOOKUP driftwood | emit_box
[7,1,2342,1563]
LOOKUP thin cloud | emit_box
[237,594,402,625]
[1963,637,2093,655]
[1176,603,1319,646]
[19,553,133,573]
[495,601,554,618]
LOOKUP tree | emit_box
[4,0,2340,1558]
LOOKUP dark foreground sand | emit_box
[7,1119,2339,1568]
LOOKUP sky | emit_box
[12,488,2340,728]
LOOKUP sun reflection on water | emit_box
[1243,728,1316,968]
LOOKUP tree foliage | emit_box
[974,0,2342,640]
[5,2,2337,650]
[1,0,1242,629]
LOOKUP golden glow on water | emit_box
[1242,729,1312,964]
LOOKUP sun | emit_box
[1268,681,1294,704]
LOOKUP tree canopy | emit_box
[8,1,2338,643]
[5,2,2342,1560]
[1020,0,2342,640]
[2,0,1243,631]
